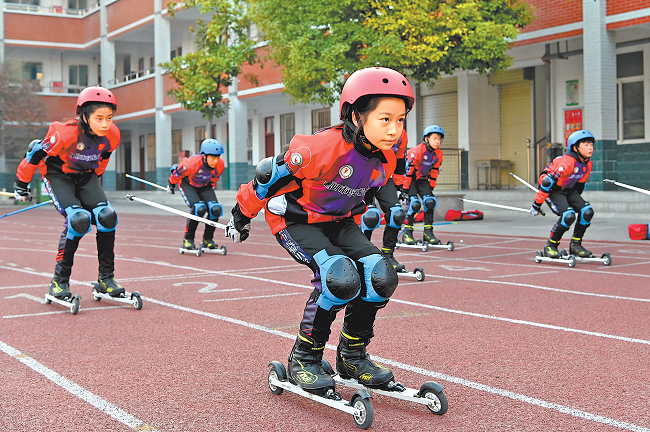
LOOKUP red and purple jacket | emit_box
[169,154,225,188]
[534,152,591,204]
[404,142,444,189]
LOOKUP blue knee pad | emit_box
[193,202,207,217]
[358,254,399,303]
[560,209,576,228]
[386,204,405,229]
[423,195,436,212]
[207,201,223,220]
[64,205,92,240]
[313,250,360,311]
[407,196,422,216]
[360,206,381,232]
[92,201,118,232]
[579,204,594,226]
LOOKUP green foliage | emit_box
[164,0,258,123]
[250,0,532,106]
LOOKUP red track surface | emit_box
[1,208,649,431]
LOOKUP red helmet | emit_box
[339,67,415,119]
[76,86,117,115]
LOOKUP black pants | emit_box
[407,178,434,226]
[44,171,115,281]
[276,218,391,343]
[179,181,219,241]
[368,178,400,250]
[549,188,590,242]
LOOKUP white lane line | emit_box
[0,340,159,431]
[203,292,304,302]
[3,306,129,319]
[144,296,650,432]
[490,270,558,279]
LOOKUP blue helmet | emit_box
[566,130,594,151]
[422,125,444,141]
[200,138,224,156]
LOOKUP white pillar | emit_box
[154,0,172,185]
[228,77,249,189]
[456,71,470,151]
[99,0,115,87]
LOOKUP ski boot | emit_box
[401,226,416,245]
[336,328,398,390]
[287,332,337,396]
[423,225,442,245]
[543,239,563,258]
[45,277,81,315]
[180,238,201,256]
[381,247,405,272]
[201,238,227,255]
[92,277,143,310]
[570,237,593,258]
[96,276,126,298]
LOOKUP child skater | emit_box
[530,129,595,258]
[225,67,414,396]
[401,125,444,245]
[13,86,124,299]
[358,127,408,271]
[168,138,225,253]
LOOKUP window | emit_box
[312,108,331,134]
[172,130,183,165]
[171,47,183,59]
[69,65,88,93]
[22,62,42,85]
[247,119,253,164]
[138,58,145,77]
[147,134,156,172]
[195,126,206,154]
[68,0,87,10]
[280,113,295,153]
[617,51,645,141]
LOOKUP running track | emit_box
[1,208,649,431]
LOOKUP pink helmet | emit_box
[339,67,415,119]
[76,86,117,115]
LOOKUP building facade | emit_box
[1,0,649,192]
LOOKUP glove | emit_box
[545,198,560,216]
[13,182,32,203]
[529,202,545,216]
[225,203,252,243]
[167,183,175,194]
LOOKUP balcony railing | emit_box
[109,68,156,85]
[3,1,99,16]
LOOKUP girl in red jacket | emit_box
[225,67,414,396]
[14,87,123,300]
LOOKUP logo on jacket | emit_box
[76,142,85,151]
[423,155,428,160]
[290,152,303,167]
[339,165,353,179]
[574,167,579,173]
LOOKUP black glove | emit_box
[225,203,252,243]
[529,201,545,216]
[167,183,176,194]
[13,181,32,203]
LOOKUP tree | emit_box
[0,63,48,156]
[250,0,532,106]
[164,0,258,134]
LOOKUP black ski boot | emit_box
[336,328,396,390]
[543,239,562,258]
[402,226,416,245]
[381,247,405,272]
[48,277,71,300]
[570,237,592,258]
[288,332,337,396]
[423,225,442,245]
[96,276,126,298]
[201,238,218,250]
[181,238,197,251]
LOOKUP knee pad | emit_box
[560,209,576,228]
[92,201,118,232]
[192,202,207,217]
[360,206,381,232]
[358,254,398,303]
[313,250,360,311]
[386,204,405,229]
[407,196,422,216]
[579,204,594,226]
[64,205,92,240]
[422,195,437,212]
[207,201,223,220]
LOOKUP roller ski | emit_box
[199,239,227,255]
[382,247,425,282]
[569,238,612,266]
[44,279,81,315]
[91,277,143,310]
[395,226,429,251]
[534,239,577,267]
[179,238,202,257]
[424,225,454,251]
[267,333,375,429]
[327,329,448,415]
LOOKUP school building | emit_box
[0,0,649,192]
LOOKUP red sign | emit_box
[564,109,582,146]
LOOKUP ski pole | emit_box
[509,172,539,193]
[603,179,650,197]
[396,221,458,237]
[125,194,227,230]
[0,191,15,197]
[459,198,544,215]
[125,174,168,191]
[509,172,559,215]
[0,200,54,219]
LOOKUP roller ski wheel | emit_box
[44,293,81,315]
[573,252,612,266]
[180,239,201,257]
[180,247,202,257]
[267,360,374,429]
[396,267,425,281]
[322,359,447,416]
[200,245,227,255]
[91,282,144,310]
[426,240,455,251]
[395,240,429,252]
[534,252,576,267]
